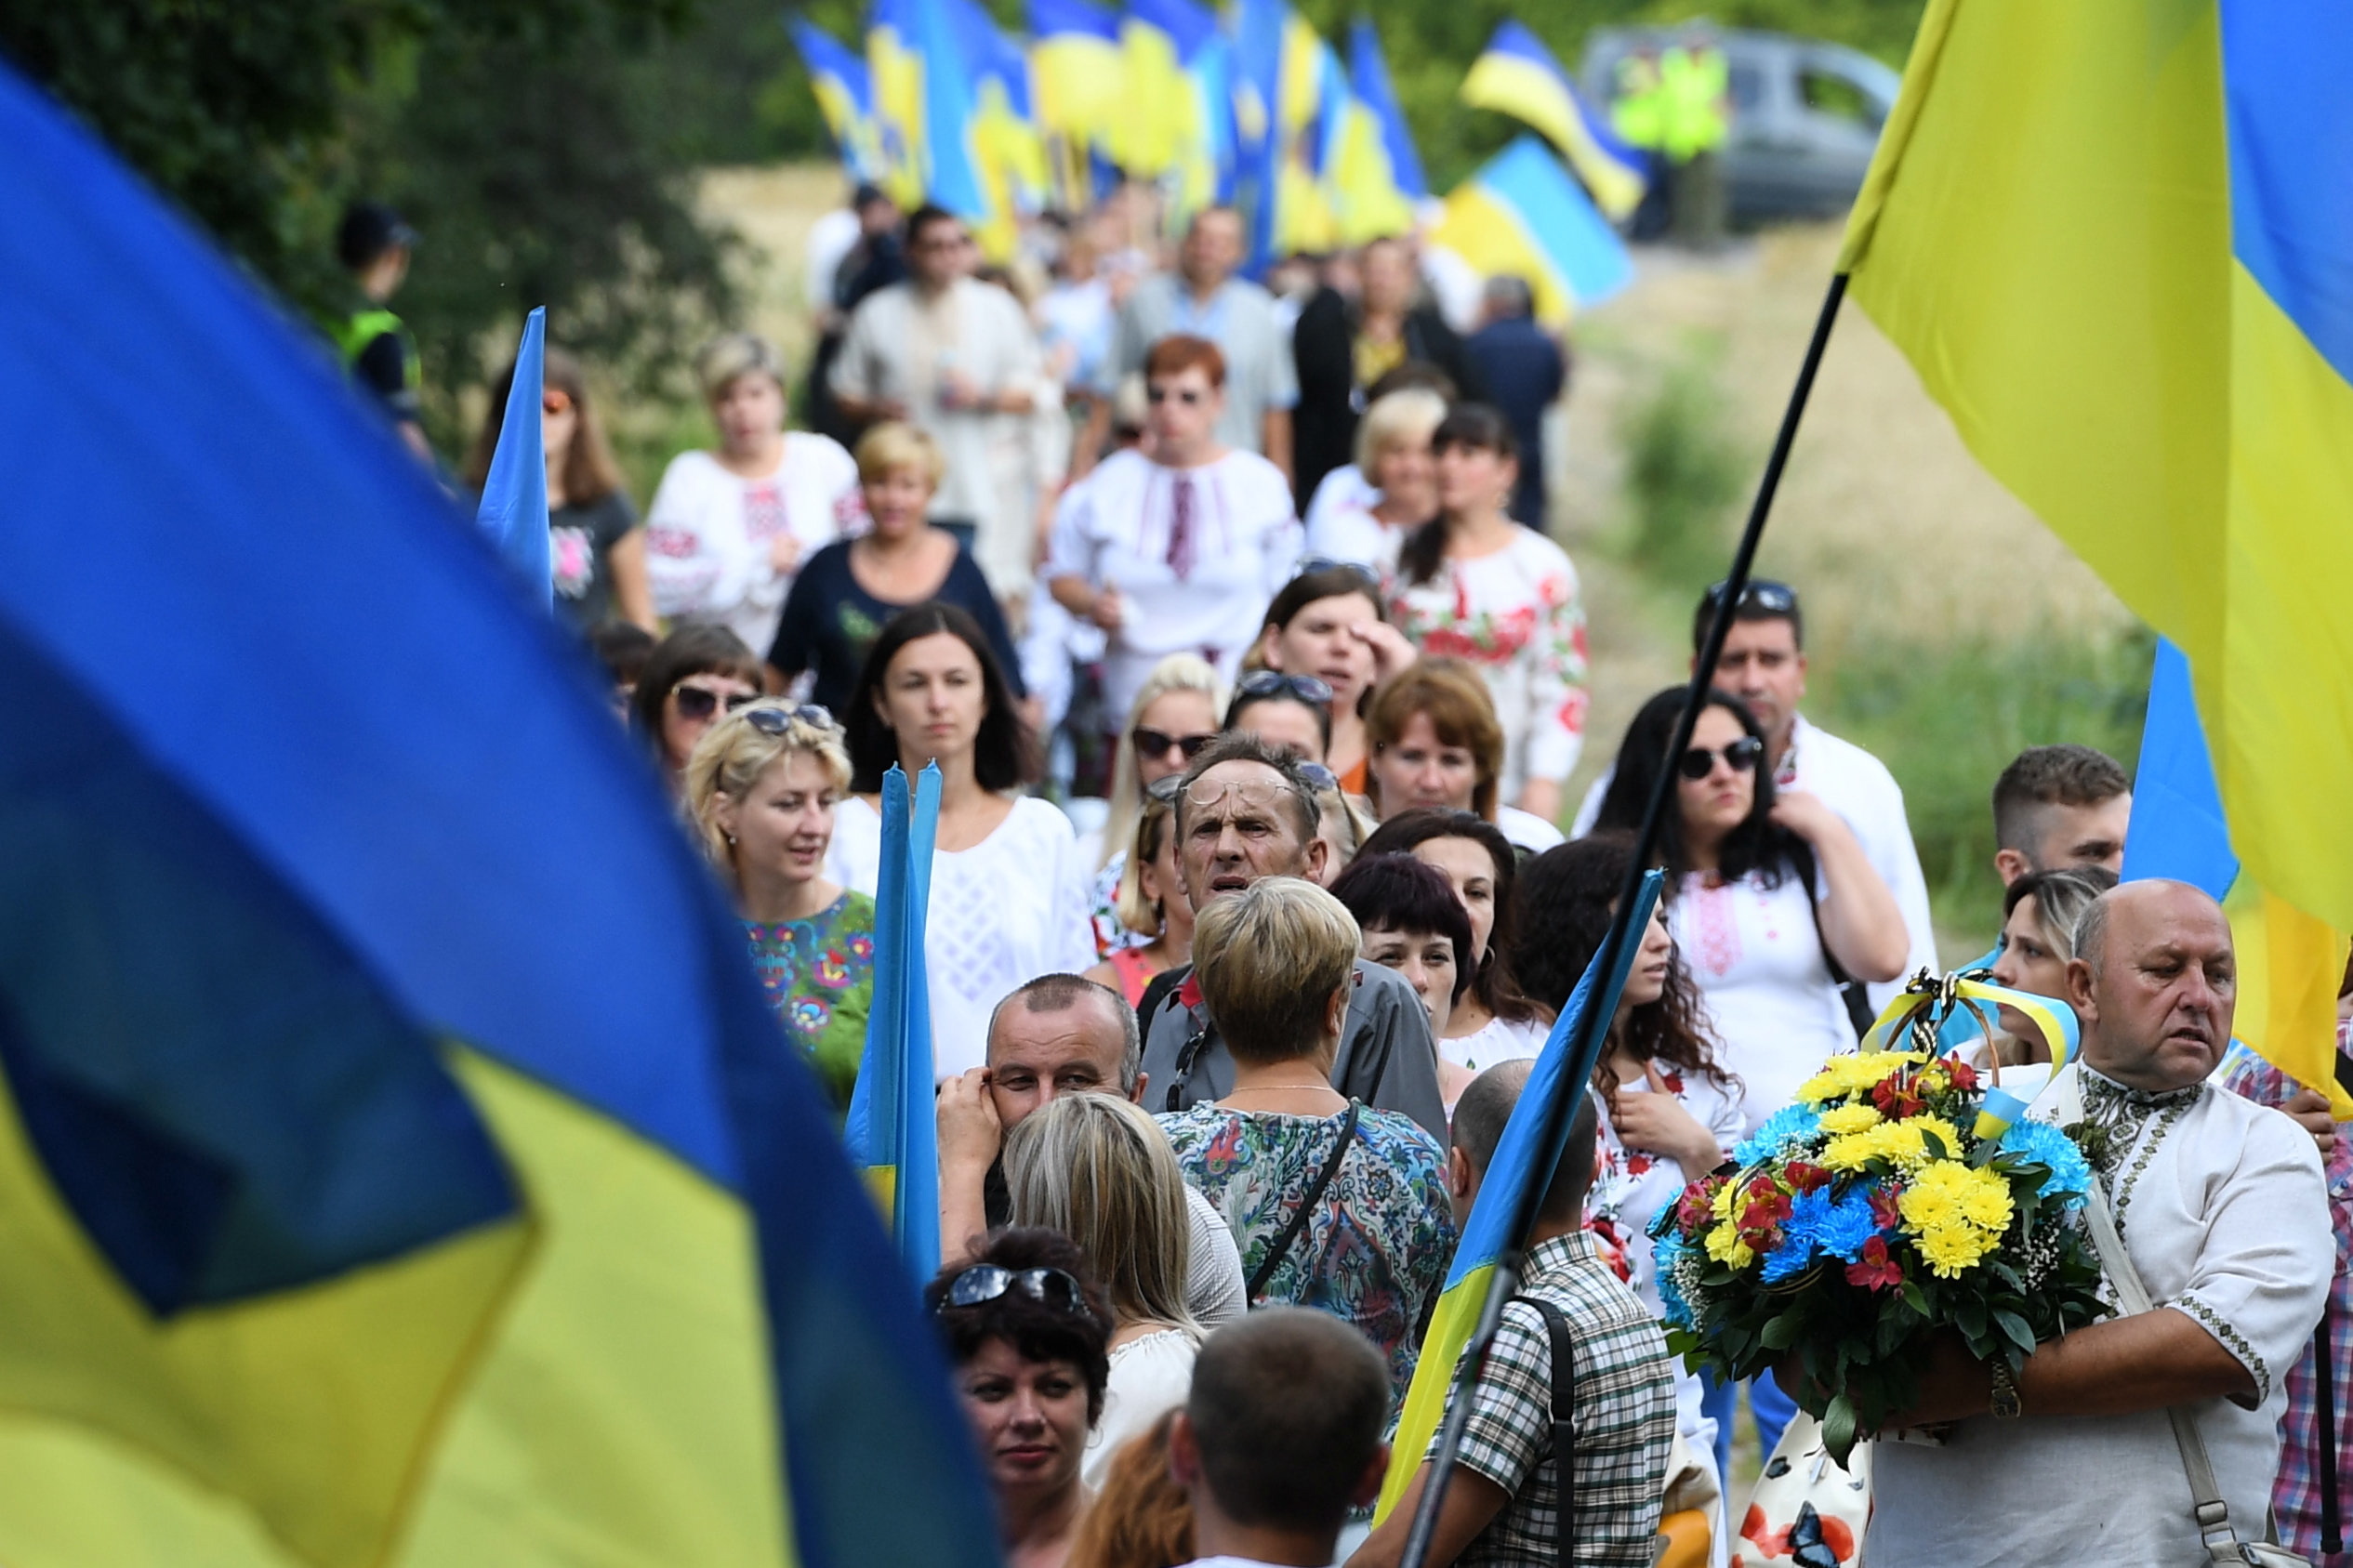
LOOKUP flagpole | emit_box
[1397,270,1851,1568]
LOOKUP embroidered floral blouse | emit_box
[744,890,877,1112]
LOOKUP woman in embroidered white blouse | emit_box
[1045,334,1301,728]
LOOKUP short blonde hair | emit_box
[1004,1094,1199,1337]
[682,701,853,891]
[1114,792,1176,936]
[853,420,946,488]
[1354,387,1447,473]
[1193,877,1361,1065]
[694,332,789,402]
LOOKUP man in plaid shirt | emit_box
[1352,1064,1676,1568]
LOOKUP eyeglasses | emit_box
[1701,578,1800,616]
[1299,761,1340,792]
[1677,736,1765,780]
[1293,556,1381,590]
[1235,670,1334,707]
[1133,727,1217,764]
[1146,384,1206,405]
[745,703,839,736]
[935,1264,1096,1321]
[542,388,574,416]
[1181,777,1308,815]
[1145,772,1184,804]
[672,683,760,720]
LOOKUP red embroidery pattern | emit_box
[1690,878,1741,978]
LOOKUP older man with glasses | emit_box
[1133,732,1447,1140]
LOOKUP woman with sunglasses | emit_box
[831,605,1094,1078]
[926,1229,1113,1568]
[1362,658,1563,854]
[462,345,655,637]
[1251,561,1419,795]
[1388,404,1587,828]
[1088,655,1226,958]
[682,701,871,1112]
[1083,778,1193,1008]
[1592,686,1908,1134]
[631,625,766,797]
[644,332,863,657]
[1044,334,1300,737]
[768,421,1025,716]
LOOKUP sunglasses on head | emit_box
[1146,384,1205,405]
[1235,670,1334,707]
[1702,577,1800,616]
[672,683,760,720]
[935,1264,1095,1321]
[1678,736,1765,780]
[1298,760,1340,792]
[1133,727,1217,763]
[1293,556,1381,590]
[744,703,839,736]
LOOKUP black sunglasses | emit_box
[1145,772,1184,804]
[1293,555,1381,590]
[1678,736,1765,780]
[745,704,839,736]
[1235,670,1334,707]
[1702,577,1800,616]
[1133,727,1218,763]
[673,684,760,720]
[935,1264,1095,1321]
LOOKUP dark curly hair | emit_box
[1512,834,1735,1094]
[1591,685,1818,892]
[925,1227,1113,1424]
[1357,809,1544,1026]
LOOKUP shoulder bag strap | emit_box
[1792,843,1874,1041]
[2077,1170,2251,1561]
[1245,1100,1363,1303]
[1527,1297,1579,1568]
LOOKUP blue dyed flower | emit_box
[1732,1102,1824,1168]
[1760,1231,1815,1283]
[1653,1231,1695,1327]
[1997,1117,2094,1203]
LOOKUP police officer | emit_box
[330,202,430,460]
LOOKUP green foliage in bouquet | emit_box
[1650,1050,2109,1462]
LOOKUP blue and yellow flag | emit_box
[473,306,550,610]
[0,60,998,1568]
[1461,21,1648,221]
[945,0,1050,261]
[789,19,888,181]
[1430,137,1633,327]
[1122,0,1231,215]
[1841,0,2353,1117]
[1337,19,1426,241]
[845,765,945,1278]
[867,0,929,209]
[1377,872,1663,1521]
[1029,0,1123,205]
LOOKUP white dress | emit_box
[1045,447,1302,723]
[1869,1063,2334,1567]
[1302,494,1412,581]
[642,440,864,657]
[1495,802,1566,854]
[1669,866,1854,1133]
[1437,1014,1548,1075]
[1083,1328,1198,1490]
[826,796,1096,1078]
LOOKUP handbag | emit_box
[2051,1073,2312,1567]
[1244,1100,1361,1303]
[1731,1410,1868,1568]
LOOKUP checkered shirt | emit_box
[1428,1231,1677,1567]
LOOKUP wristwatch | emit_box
[1988,1357,2024,1419]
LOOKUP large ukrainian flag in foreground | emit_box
[1841,0,2353,1117]
[0,60,998,1568]
[1377,871,1662,1520]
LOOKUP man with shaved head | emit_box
[1870,881,2333,1566]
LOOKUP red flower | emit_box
[1672,1180,1715,1232]
[1844,1236,1905,1291]
[1738,1180,1791,1238]
[1871,1073,1927,1119]
[1783,1160,1831,1194]
[1946,1058,1979,1092]
[1869,1186,1903,1231]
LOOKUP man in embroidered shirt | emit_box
[1570,578,1937,1009]
[1868,880,2334,1566]
[1350,1062,1676,1568]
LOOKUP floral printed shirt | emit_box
[1161,1101,1457,1407]
[1389,526,1589,799]
[745,890,876,1112]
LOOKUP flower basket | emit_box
[1649,978,2110,1463]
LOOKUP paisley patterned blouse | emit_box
[744,890,877,1112]
[1160,1101,1457,1406]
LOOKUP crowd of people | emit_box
[343,185,2348,1568]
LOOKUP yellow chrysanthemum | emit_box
[1908,1115,1965,1163]
[1954,1167,2015,1232]
[1819,1131,1879,1172]
[1704,1220,1755,1270]
[1915,1220,2000,1278]
[1818,1102,1884,1136]
[1897,1184,1961,1232]
[1711,1178,1738,1220]
[1794,1049,1933,1103]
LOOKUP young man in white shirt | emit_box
[1168,1308,1394,1568]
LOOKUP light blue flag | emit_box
[913,0,988,218]
[846,762,945,1280]
[1232,0,1288,273]
[1348,18,1426,201]
[472,306,550,610]
[2122,638,2241,900]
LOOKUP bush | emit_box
[1620,336,1748,587]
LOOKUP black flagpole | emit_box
[1395,270,1852,1568]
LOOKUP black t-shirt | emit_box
[353,329,420,422]
[549,490,640,634]
[769,535,1026,714]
